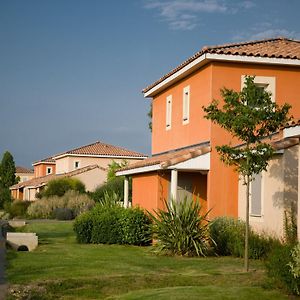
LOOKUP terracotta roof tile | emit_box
[54,141,147,159]
[15,166,34,174]
[32,157,56,165]
[143,37,300,94]
[10,165,104,189]
[118,143,210,172]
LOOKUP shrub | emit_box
[120,207,152,246]
[73,203,152,245]
[73,212,94,243]
[288,243,300,295]
[210,216,280,259]
[52,208,73,220]
[5,200,31,219]
[149,198,212,256]
[39,177,86,198]
[266,243,300,295]
[27,191,94,219]
[91,177,128,204]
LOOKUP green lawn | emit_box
[6,220,289,299]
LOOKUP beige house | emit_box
[15,166,34,183]
[238,122,300,239]
[53,141,147,174]
[11,165,106,201]
[11,140,147,201]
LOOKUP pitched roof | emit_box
[54,141,147,159]
[10,165,104,189]
[117,143,210,174]
[143,37,300,94]
[32,157,56,166]
[15,166,34,174]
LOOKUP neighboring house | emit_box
[10,165,106,201]
[53,141,147,174]
[117,37,300,239]
[32,157,56,178]
[15,166,34,183]
[11,141,147,201]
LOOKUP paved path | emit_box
[0,237,7,299]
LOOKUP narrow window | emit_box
[250,173,262,216]
[166,95,172,130]
[74,161,80,169]
[46,167,52,175]
[183,86,190,124]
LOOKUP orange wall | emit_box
[132,171,169,213]
[152,64,212,154]
[207,62,300,218]
[34,163,56,178]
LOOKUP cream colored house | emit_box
[238,123,300,239]
[15,166,34,183]
[11,165,107,201]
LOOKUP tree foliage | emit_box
[107,160,128,182]
[0,151,18,208]
[203,76,292,270]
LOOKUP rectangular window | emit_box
[46,167,52,175]
[250,173,262,216]
[74,161,80,169]
[241,75,276,102]
[183,86,190,124]
[166,95,172,130]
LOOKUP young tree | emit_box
[0,151,19,207]
[203,76,292,271]
[107,160,128,182]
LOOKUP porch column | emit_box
[124,176,129,208]
[170,169,178,201]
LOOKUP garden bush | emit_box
[27,191,94,219]
[73,203,152,245]
[37,177,86,198]
[52,207,74,220]
[209,216,281,259]
[149,197,212,256]
[266,243,300,295]
[5,200,31,219]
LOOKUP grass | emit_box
[6,220,290,299]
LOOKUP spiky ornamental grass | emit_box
[149,197,213,257]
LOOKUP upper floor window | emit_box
[250,172,263,217]
[166,95,172,130]
[241,75,276,102]
[46,167,52,175]
[183,86,190,124]
[74,161,80,169]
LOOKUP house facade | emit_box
[15,166,34,183]
[117,37,300,238]
[11,141,147,201]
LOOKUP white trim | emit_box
[249,171,264,219]
[166,95,172,130]
[116,164,162,176]
[53,153,147,160]
[170,169,178,201]
[182,85,190,125]
[284,125,300,138]
[144,53,300,98]
[46,166,53,175]
[168,152,210,171]
[32,161,56,166]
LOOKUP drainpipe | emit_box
[124,176,129,208]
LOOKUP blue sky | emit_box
[1,0,299,168]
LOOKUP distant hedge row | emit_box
[73,204,152,246]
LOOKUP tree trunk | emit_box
[245,174,250,272]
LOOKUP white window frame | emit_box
[249,172,264,218]
[74,161,80,169]
[182,85,190,124]
[241,75,276,102]
[46,167,53,175]
[166,95,172,130]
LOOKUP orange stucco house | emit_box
[117,38,300,227]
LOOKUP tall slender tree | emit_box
[0,151,18,207]
[203,76,292,271]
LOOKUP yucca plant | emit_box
[149,197,212,256]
